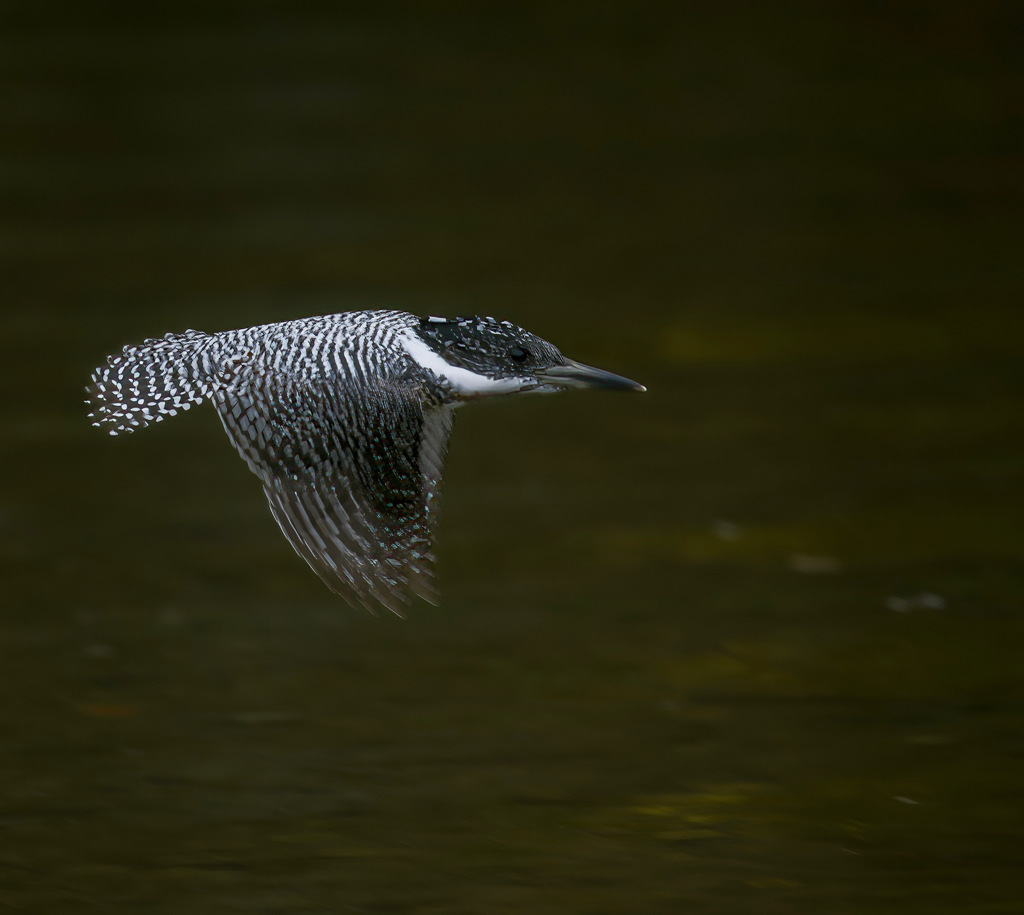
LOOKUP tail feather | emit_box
[87,329,212,435]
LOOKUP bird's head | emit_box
[407,315,645,400]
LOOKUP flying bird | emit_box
[87,311,645,614]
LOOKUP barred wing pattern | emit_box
[211,352,452,613]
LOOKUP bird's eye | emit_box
[509,346,530,362]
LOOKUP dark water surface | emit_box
[3,2,1024,911]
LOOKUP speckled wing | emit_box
[210,351,452,614]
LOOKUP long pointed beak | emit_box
[536,359,646,392]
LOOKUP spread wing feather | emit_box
[210,349,452,613]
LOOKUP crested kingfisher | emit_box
[87,311,645,614]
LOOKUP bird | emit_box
[87,310,645,614]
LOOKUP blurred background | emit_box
[2,1,1023,911]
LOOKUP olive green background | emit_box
[2,2,1022,911]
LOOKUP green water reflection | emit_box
[2,2,1022,912]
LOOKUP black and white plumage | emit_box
[87,310,644,614]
